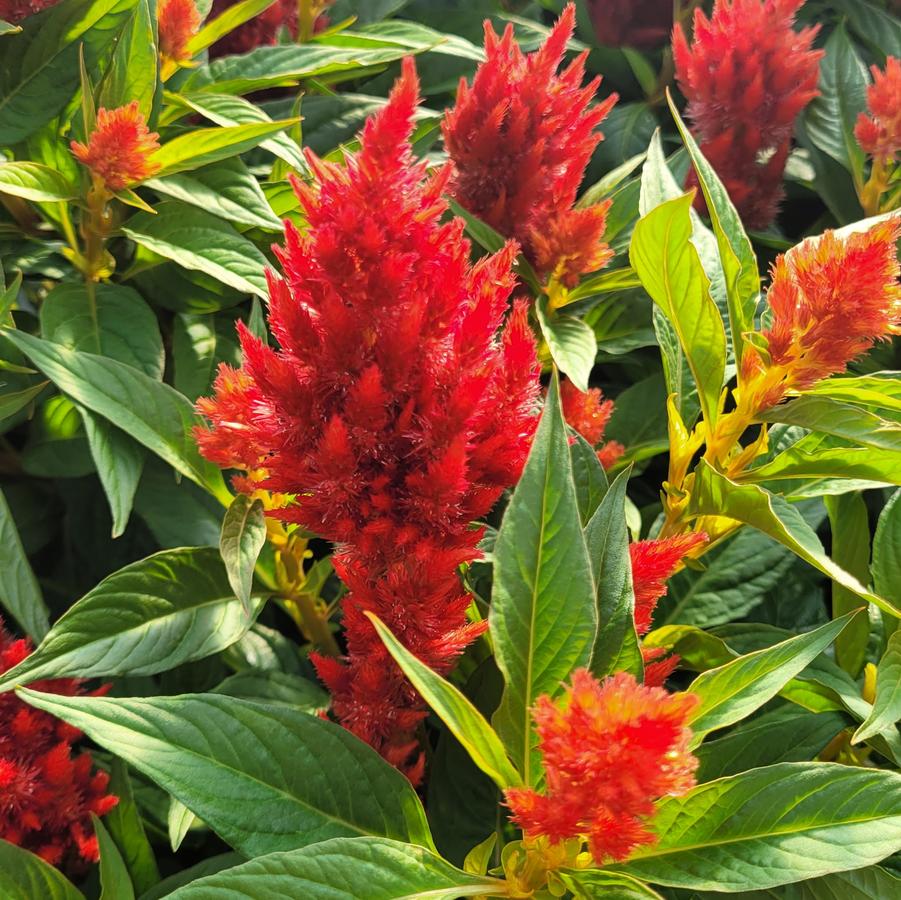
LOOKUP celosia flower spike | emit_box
[505,670,698,863]
[741,218,901,411]
[673,0,822,229]
[560,378,624,469]
[197,58,540,781]
[70,102,161,192]
[0,0,59,23]
[588,0,674,50]
[443,4,617,287]
[855,57,901,164]
[158,0,201,66]
[0,619,117,870]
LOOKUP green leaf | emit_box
[668,93,759,369]
[0,840,85,900]
[151,120,299,178]
[164,836,504,899]
[146,158,283,231]
[17,691,434,857]
[122,201,269,300]
[758,396,901,452]
[802,25,869,178]
[0,20,22,36]
[873,489,900,629]
[800,371,901,413]
[694,706,849,781]
[168,799,198,853]
[81,406,145,538]
[172,312,241,402]
[560,267,643,306]
[0,547,258,691]
[630,193,726,426]
[854,631,901,743]
[555,869,663,899]
[2,329,229,501]
[447,199,505,254]
[0,485,49,641]
[686,613,858,742]
[94,815,135,900]
[697,865,901,899]
[825,493,871,677]
[742,442,901,487]
[607,763,901,890]
[212,670,329,712]
[367,612,521,790]
[104,759,160,896]
[0,161,76,201]
[220,493,266,616]
[187,0,277,54]
[689,461,898,617]
[97,0,158,120]
[570,432,608,525]
[490,373,597,784]
[0,378,47,420]
[585,468,642,679]
[40,282,163,379]
[170,91,307,173]
[535,296,597,393]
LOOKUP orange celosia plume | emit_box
[505,669,698,863]
[742,218,901,410]
[560,378,624,469]
[855,57,901,164]
[443,4,616,287]
[158,0,201,65]
[70,102,160,192]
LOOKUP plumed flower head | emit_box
[673,0,822,229]
[0,0,59,24]
[443,3,617,286]
[70,102,161,192]
[197,58,540,777]
[0,619,117,871]
[158,0,201,65]
[588,0,673,50]
[209,0,297,55]
[855,57,901,164]
[560,378,624,469]
[505,670,698,863]
[742,218,901,409]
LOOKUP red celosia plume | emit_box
[70,102,161,192]
[560,378,624,469]
[505,669,698,863]
[0,0,58,23]
[443,4,616,287]
[0,620,117,871]
[196,58,540,781]
[208,0,331,56]
[855,57,901,164]
[673,0,822,229]
[742,218,901,410]
[158,0,201,65]
[629,532,707,686]
[587,0,674,50]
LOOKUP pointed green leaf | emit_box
[854,631,901,743]
[187,0,276,54]
[0,840,84,900]
[220,493,266,616]
[555,870,663,899]
[94,815,135,900]
[104,760,159,896]
[0,161,76,201]
[535,296,597,393]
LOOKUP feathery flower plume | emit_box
[630,533,707,685]
[673,0,822,229]
[196,58,540,781]
[70,102,161,193]
[158,0,201,66]
[587,0,674,50]
[741,218,901,411]
[505,670,698,863]
[443,4,617,287]
[560,378,624,469]
[0,620,117,870]
[0,0,58,23]
[209,0,296,55]
[855,57,901,164]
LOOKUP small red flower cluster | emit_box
[742,218,901,410]
[630,533,707,685]
[209,0,297,56]
[158,0,201,65]
[197,59,540,781]
[70,102,161,193]
[443,4,616,287]
[0,620,117,870]
[505,669,698,863]
[855,57,901,164]
[673,0,823,229]
[587,0,674,50]
[560,379,624,469]
[0,0,58,23]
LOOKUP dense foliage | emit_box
[0,1,900,898]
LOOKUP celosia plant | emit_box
[0,0,57,22]
[0,621,117,870]
[561,378,624,469]
[673,0,822,229]
[196,58,540,779]
[855,56,901,215]
[158,0,201,69]
[587,0,674,49]
[443,4,616,290]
